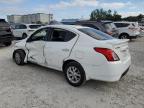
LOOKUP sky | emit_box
[0,0,144,21]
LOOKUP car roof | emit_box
[114,21,137,24]
[42,25,88,30]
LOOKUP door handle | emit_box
[62,48,70,52]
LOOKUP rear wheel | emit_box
[64,62,86,87]
[4,41,12,46]
[13,50,26,65]
[119,34,129,39]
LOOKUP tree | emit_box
[90,9,107,20]
[137,14,144,22]
[90,8,121,21]
[113,11,122,21]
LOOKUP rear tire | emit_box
[4,41,12,46]
[119,34,129,39]
[13,50,26,65]
[64,62,86,87]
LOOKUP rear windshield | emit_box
[131,23,139,28]
[29,25,41,29]
[104,23,116,31]
[79,28,114,40]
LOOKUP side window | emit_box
[114,23,129,28]
[19,25,27,29]
[50,28,76,42]
[29,28,48,41]
[82,24,99,30]
[15,25,20,29]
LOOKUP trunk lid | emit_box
[105,39,130,61]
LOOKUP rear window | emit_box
[79,28,114,40]
[104,23,116,31]
[114,23,129,28]
[131,23,139,28]
[81,24,99,30]
[29,25,41,29]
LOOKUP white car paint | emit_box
[12,24,42,38]
[13,25,131,82]
[114,22,140,39]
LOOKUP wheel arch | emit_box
[22,33,27,36]
[63,59,82,71]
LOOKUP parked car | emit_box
[138,23,144,37]
[49,20,63,25]
[0,19,13,46]
[114,22,140,39]
[12,25,131,87]
[75,20,119,38]
[12,24,42,39]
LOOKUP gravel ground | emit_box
[0,38,144,108]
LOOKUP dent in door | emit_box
[27,41,45,64]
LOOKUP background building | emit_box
[7,15,22,24]
[7,13,53,24]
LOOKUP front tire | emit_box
[64,62,86,87]
[13,50,26,65]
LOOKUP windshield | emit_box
[79,27,114,40]
[29,25,41,29]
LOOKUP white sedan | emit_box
[12,25,131,87]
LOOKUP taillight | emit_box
[107,31,113,35]
[94,48,120,62]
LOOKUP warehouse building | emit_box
[7,13,53,24]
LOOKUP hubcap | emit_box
[67,66,81,84]
[15,53,21,64]
[121,35,127,39]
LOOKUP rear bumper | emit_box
[83,57,131,82]
[129,32,140,39]
[129,36,138,39]
[112,33,119,38]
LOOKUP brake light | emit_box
[94,48,120,62]
[107,31,113,35]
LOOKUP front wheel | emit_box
[13,50,26,65]
[64,62,86,87]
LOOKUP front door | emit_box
[44,28,78,70]
[26,28,49,65]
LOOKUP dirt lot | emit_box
[0,38,144,108]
